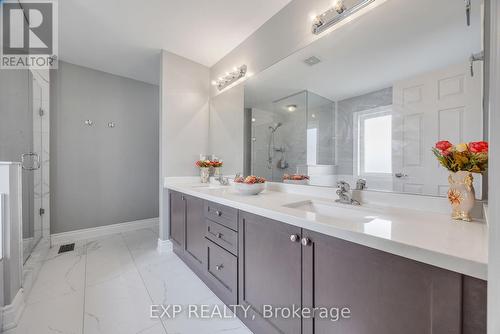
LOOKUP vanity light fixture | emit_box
[312,0,376,35]
[286,104,297,112]
[212,65,247,91]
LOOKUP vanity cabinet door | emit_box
[184,195,205,268]
[238,212,302,334]
[169,191,185,249]
[301,229,462,334]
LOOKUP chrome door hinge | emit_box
[39,208,45,216]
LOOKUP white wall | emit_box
[488,0,500,332]
[0,163,23,307]
[209,85,244,175]
[160,51,210,177]
[159,51,210,240]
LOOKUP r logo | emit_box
[2,1,53,54]
[1,0,57,68]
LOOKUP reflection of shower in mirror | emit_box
[267,123,283,169]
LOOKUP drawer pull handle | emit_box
[217,233,223,239]
[215,210,222,217]
[290,234,300,242]
[216,264,224,271]
[301,237,311,247]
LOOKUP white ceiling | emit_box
[245,0,482,109]
[59,0,292,84]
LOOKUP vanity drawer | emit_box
[205,201,238,231]
[206,239,238,305]
[206,219,238,255]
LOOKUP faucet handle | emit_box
[337,181,350,191]
[355,179,367,190]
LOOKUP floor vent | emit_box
[58,243,75,254]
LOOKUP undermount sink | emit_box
[191,184,225,189]
[283,200,374,221]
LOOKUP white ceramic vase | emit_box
[448,171,475,222]
[200,167,210,183]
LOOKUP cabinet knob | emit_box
[215,210,222,217]
[301,237,311,246]
[215,264,224,271]
[290,234,300,242]
[181,195,185,200]
[217,232,223,239]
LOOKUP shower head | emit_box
[269,123,283,132]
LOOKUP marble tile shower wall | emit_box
[251,106,307,182]
[251,108,275,180]
[307,96,335,166]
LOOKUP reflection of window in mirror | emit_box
[354,106,393,176]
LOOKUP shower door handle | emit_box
[21,152,41,171]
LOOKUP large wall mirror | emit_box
[243,0,486,198]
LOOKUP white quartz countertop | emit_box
[165,179,488,280]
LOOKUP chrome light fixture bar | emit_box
[312,0,375,35]
[213,65,247,91]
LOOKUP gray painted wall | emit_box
[50,61,159,234]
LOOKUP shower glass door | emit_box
[250,91,307,182]
[0,69,45,263]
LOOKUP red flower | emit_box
[469,141,488,153]
[436,141,453,152]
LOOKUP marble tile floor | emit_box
[5,228,253,334]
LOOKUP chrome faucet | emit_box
[336,181,360,205]
[216,174,230,186]
[355,178,367,190]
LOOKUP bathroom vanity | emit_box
[165,180,487,334]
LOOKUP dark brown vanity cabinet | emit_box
[169,191,185,249]
[238,213,486,334]
[238,211,303,334]
[301,230,464,334]
[169,191,206,272]
[185,195,206,269]
[169,192,486,334]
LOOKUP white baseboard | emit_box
[50,218,159,246]
[2,288,25,332]
[157,238,173,253]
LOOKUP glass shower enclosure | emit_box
[0,69,47,263]
[247,91,336,185]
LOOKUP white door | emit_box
[392,61,483,197]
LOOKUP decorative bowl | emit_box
[233,182,266,195]
[283,179,310,185]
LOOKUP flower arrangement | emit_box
[211,161,223,168]
[195,160,223,168]
[283,174,310,181]
[432,141,488,173]
[234,175,266,184]
[195,160,212,168]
